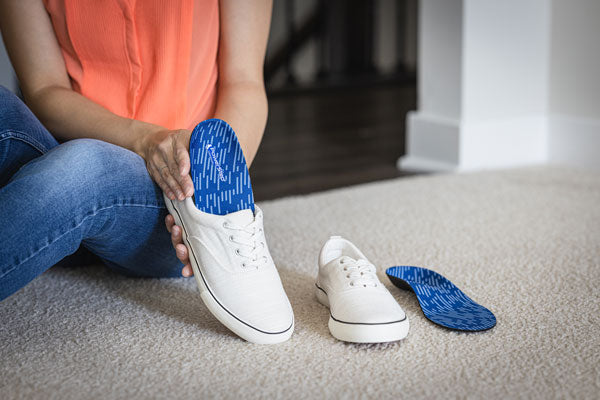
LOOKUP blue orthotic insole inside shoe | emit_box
[189,119,254,215]
[385,266,496,331]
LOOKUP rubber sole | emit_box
[315,286,409,343]
[165,196,293,344]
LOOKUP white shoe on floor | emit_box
[316,236,409,343]
[165,195,294,344]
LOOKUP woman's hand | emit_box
[165,214,193,277]
[139,128,194,201]
[138,127,194,277]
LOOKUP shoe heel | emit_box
[315,285,330,308]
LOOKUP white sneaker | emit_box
[316,236,409,343]
[165,195,294,344]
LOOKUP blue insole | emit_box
[189,119,254,215]
[386,266,496,331]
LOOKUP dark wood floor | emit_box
[250,83,417,201]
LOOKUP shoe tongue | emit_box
[225,208,254,227]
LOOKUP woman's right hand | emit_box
[139,128,194,201]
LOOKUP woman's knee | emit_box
[11,139,124,193]
[42,138,159,201]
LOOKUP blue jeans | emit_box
[0,86,183,301]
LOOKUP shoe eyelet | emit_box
[343,267,347,271]
[242,263,246,268]
[346,274,350,278]
[235,249,241,256]
[229,235,234,242]
[349,282,354,286]
[340,260,345,264]
[222,222,228,228]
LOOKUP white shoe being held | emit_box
[165,195,294,344]
[315,236,409,343]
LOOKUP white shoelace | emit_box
[340,256,379,288]
[223,219,267,269]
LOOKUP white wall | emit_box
[402,0,600,172]
[462,1,549,122]
[419,0,462,119]
[548,0,600,170]
[549,0,600,119]
[460,0,550,169]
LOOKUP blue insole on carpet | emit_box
[385,266,496,331]
[189,119,254,215]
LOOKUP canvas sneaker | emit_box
[315,236,409,343]
[165,195,294,344]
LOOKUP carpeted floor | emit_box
[1,166,599,399]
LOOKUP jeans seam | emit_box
[0,129,50,154]
[0,202,166,279]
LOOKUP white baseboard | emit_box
[399,112,461,172]
[461,115,547,169]
[399,111,548,172]
[397,155,458,172]
[549,115,600,170]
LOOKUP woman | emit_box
[0,0,272,300]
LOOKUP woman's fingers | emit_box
[173,135,194,197]
[156,155,185,200]
[175,243,192,277]
[142,129,193,200]
[175,243,188,262]
[156,134,192,200]
[171,225,182,247]
[169,219,191,277]
[149,162,175,200]
[181,264,193,277]
[165,214,175,233]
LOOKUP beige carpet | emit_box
[1,166,599,399]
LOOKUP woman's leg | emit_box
[0,86,103,270]
[0,137,183,301]
[0,86,59,186]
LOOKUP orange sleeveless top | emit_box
[43,0,219,131]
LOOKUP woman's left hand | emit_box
[136,127,195,277]
[165,214,193,277]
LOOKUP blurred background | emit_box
[253,0,419,200]
[1,0,598,201]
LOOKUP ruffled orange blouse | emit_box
[42,0,219,131]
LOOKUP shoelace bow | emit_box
[223,219,267,269]
[340,257,379,288]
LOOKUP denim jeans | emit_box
[0,85,183,301]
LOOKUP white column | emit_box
[400,0,551,172]
[547,0,600,170]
